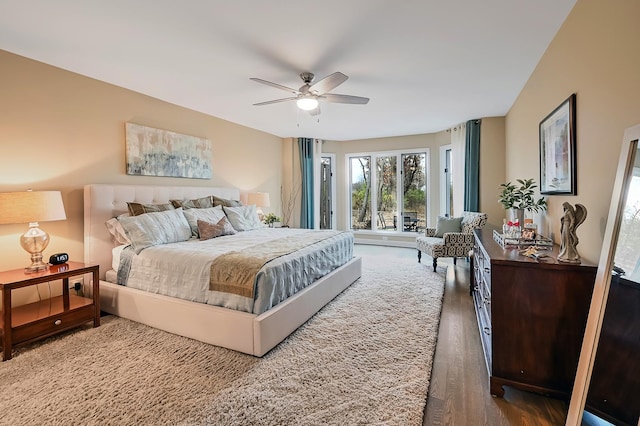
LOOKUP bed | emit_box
[83,184,362,356]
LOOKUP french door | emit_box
[319,155,336,229]
[348,149,428,232]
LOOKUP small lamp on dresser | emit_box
[0,190,66,273]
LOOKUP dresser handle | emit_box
[54,319,62,326]
[483,327,491,335]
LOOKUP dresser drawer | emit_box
[474,242,491,293]
[481,262,491,294]
[480,278,491,322]
[11,305,94,345]
[473,286,492,373]
[473,256,482,292]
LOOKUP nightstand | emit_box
[0,261,99,361]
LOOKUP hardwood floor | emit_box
[354,245,568,425]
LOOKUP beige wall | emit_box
[0,50,283,277]
[505,0,640,264]
[281,137,302,228]
[323,132,447,246]
[479,116,506,227]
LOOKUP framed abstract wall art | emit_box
[539,94,576,195]
[125,123,212,179]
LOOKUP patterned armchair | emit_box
[416,211,488,271]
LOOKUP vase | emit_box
[508,208,525,227]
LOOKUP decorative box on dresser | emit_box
[472,226,597,399]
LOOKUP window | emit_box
[348,149,429,233]
[439,145,454,217]
[350,156,371,230]
[319,155,336,229]
[615,173,640,281]
[376,155,397,230]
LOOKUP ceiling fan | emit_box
[250,72,369,116]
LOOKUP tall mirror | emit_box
[567,124,640,425]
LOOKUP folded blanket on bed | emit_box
[209,230,340,297]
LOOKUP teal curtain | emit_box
[298,137,314,228]
[464,120,481,212]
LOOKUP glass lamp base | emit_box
[21,223,50,274]
[25,260,49,273]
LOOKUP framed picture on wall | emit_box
[539,93,577,195]
[125,122,212,179]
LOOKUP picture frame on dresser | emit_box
[539,93,577,195]
[567,123,640,426]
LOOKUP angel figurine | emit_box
[558,202,587,263]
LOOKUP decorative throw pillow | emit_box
[434,216,463,238]
[170,196,214,210]
[223,205,263,231]
[197,217,237,240]
[212,195,243,208]
[182,205,226,237]
[127,202,175,216]
[105,215,131,245]
[118,208,192,254]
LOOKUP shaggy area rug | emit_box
[0,256,445,426]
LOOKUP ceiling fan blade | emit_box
[250,78,299,95]
[322,93,369,104]
[308,72,348,95]
[253,97,298,106]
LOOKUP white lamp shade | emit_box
[0,191,67,224]
[296,97,319,111]
[247,192,270,208]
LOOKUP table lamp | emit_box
[0,190,66,273]
[247,192,270,221]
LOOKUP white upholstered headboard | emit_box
[83,184,240,280]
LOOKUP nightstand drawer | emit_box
[11,305,94,345]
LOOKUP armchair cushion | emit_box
[434,216,463,237]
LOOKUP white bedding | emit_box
[110,228,353,315]
[111,244,126,271]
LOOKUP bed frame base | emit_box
[95,257,362,356]
[84,184,362,357]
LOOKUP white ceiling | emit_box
[0,0,576,141]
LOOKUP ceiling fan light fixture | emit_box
[296,97,319,111]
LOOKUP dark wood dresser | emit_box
[472,226,597,398]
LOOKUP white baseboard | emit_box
[354,238,416,249]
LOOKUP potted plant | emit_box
[498,178,547,225]
[263,212,281,228]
